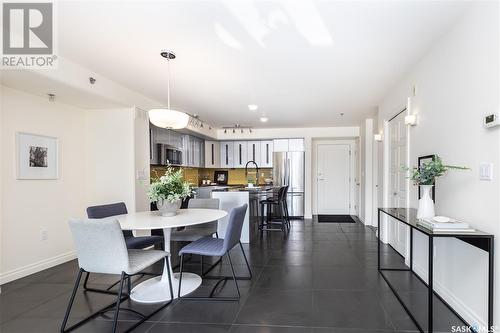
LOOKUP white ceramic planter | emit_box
[417,185,435,220]
[157,199,181,217]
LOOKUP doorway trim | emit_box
[382,104,411,265]
[312,139,356,216]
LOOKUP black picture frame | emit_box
[417,154,436,202]
[214,170,228,185]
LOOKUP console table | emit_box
[378,208,494,333]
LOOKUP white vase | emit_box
[157,198,181,217]
[417,185,435,220]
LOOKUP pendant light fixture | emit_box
[148,50,190,129]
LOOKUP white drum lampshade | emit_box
[148,109,190,129]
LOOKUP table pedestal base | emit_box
[130,272,202,303]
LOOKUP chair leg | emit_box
[279,202,286,232]
[112,272,126,333]
[60,268,84,332]
[239,242,253,279]
[260,203,265,230]
[82,271,91,290]
[178,254,184,298]
[284,200,290,228]
[226,252,240,299]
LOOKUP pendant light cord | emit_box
[167,56,171,109]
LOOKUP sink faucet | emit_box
[245,160,259,186]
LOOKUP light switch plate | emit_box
[136,170,147,180]
[479,163,493,181]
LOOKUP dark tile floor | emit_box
[0,218,464,332]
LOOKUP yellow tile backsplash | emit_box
[150,166,272,186]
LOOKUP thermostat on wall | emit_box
[484,113,499,128]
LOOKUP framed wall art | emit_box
[17,132,59,179]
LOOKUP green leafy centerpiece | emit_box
[148,165,193,217]
[405,155,469,219]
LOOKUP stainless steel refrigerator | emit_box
[273,151,305,218]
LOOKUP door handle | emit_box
[393,192,398,196]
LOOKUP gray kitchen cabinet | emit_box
[220,142,234,168]
[181,135,191,167]
[205,141,220,168]
[193,136,204,168]
[182,135,204,168]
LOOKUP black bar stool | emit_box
[259,186,289,232]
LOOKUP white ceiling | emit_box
[57,0,470,128]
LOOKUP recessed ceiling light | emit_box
[260,117,268,123]
[248,104,258,111]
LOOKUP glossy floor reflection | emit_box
[0,218,465,332]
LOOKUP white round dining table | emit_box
[116,208,227,303]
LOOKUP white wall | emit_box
[0,81,4,291]
[216,126,360,218]
[359,121,366,222]
[0,86,87,284]
[377,2,499,327]
[134,108,151,213]
[85,108,136,211]
[360,119,374,225]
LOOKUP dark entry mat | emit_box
[317,215,356,223]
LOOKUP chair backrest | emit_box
[222,204,248,253]
[277,186,287,201]
[86,202,133,237]
[187,198,220,231]
[68,218,129,274]
[188,198,219,209]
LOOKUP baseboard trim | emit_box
[412,264,486,329]
[0,251,76,285]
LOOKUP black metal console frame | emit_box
[378,208,494,333]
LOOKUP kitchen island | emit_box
[204,185,274,243]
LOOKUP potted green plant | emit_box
[405,155,469,219]
[247,176,255,188]
[148,165,193,217]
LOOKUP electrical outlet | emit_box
[40,229,48,241]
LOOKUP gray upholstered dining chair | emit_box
[171,198,220,242]
[84,202,163,294]
[171,198,221,275]
[87,202,164,249]
[177,204,252,301]
[61,219,173,333]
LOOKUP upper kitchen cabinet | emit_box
[233,141,248,168]
[273,139,289,152]
[205,141,220,168]
[220,141,234,168]
[154,126,183,148]
[181,134,204,168]
[247,141,261,166]
[260,140,273,167]
[273,138,304,152]
[289,138,305,151]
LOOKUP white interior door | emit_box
[388,111,408,256]
[317,144,350,214]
